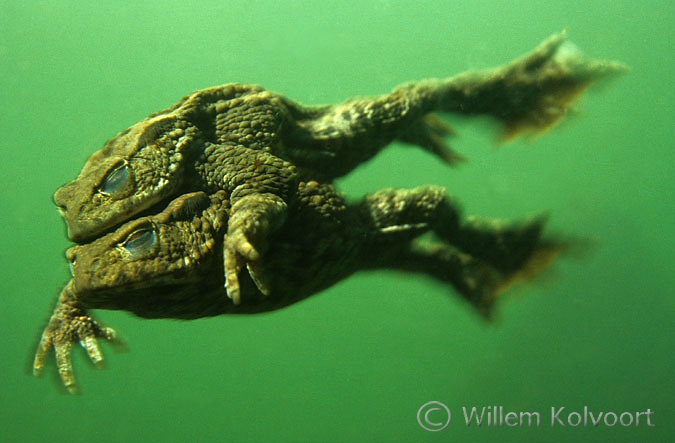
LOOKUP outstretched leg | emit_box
[358,186,565,302]
[279,33,625,178]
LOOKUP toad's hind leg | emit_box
[281,33,624,178]
[388,32,626,142]
[361,186,565,288]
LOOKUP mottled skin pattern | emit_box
[35,183,560,393]
[52,33,625,304]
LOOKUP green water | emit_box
[1,1,672,442]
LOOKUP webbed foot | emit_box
[474,32,628,141]
[452,214,554,274]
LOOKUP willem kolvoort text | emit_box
[462,406,655,427]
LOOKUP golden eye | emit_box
[100,162,131,196]
[122,227,157,257]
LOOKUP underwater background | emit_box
[1,1,672,442]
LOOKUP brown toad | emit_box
[52,33,625,304]
[35,183,562,393]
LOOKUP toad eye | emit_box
[100,162,131,196]
[122,226,157,257]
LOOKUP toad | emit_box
[35,182,561,393]
[52,33,625,304]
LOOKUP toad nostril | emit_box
[53,187,71,211]
[66,248,77,263]
[54,196,68,214]
[66,250,77,277]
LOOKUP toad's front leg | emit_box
[33,281,119,394]
[196,143,298,304]
[224,193,288,304]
